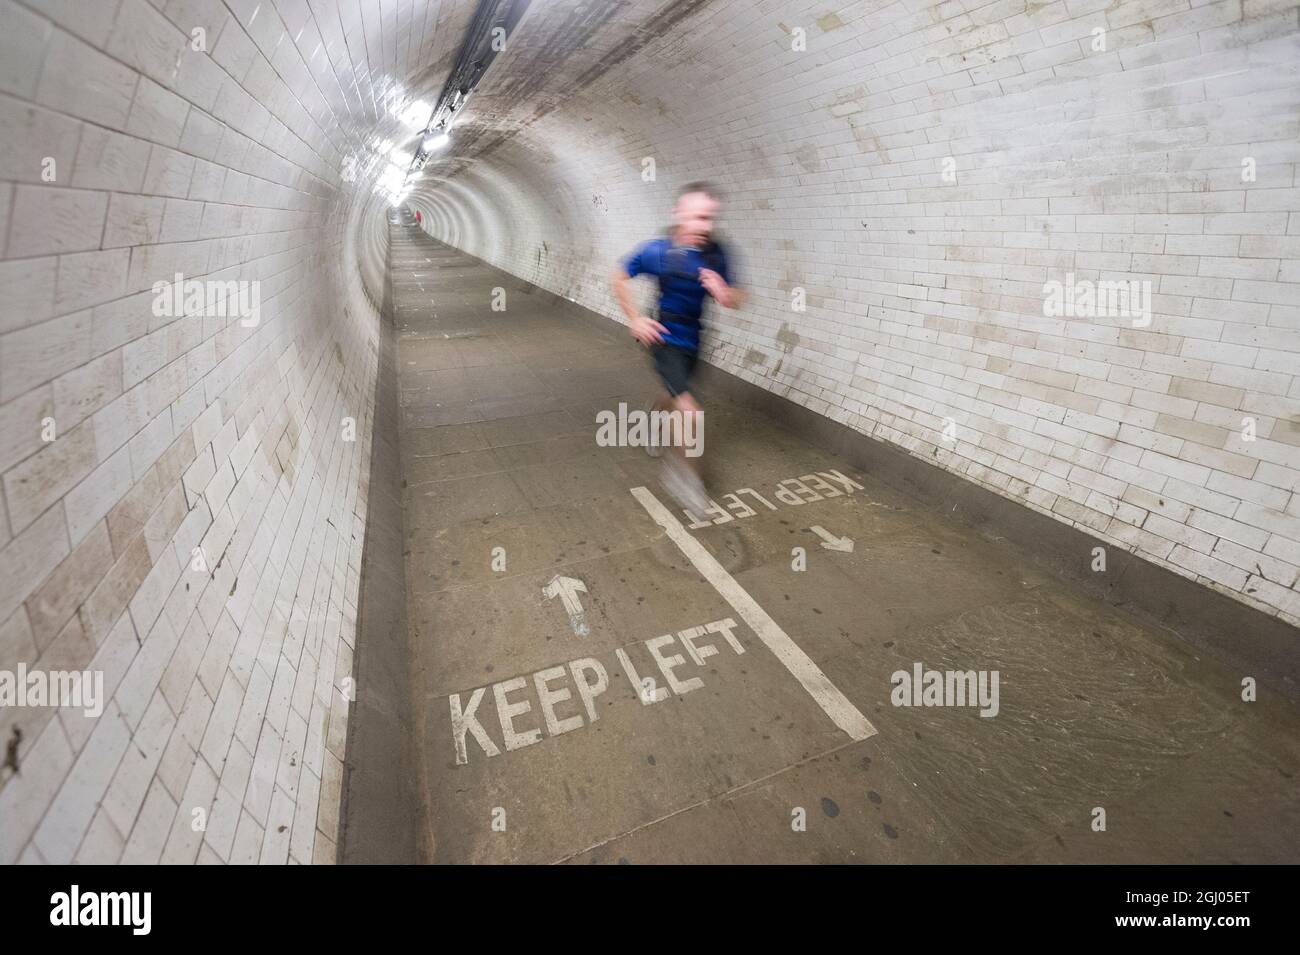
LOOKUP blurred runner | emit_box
[612,182,744,516]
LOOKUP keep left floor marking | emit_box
[447,616,747,765]
[631,485,876,742]
[543,574,589,636]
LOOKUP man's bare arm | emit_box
[699,268,745,310]
[611,266,639,321]
[611,265,667,345]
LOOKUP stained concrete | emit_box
[383,213,1300,864]
[340,209,422,864]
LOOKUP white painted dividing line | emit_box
[630,486,877,742]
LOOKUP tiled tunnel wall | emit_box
[411,0,1300,630]
[0,0,469,865]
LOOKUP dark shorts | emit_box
[651,343,698,397]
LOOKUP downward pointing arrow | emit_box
[810,526,855,552]
[543,575,589,636]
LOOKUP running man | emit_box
[612,181,744,515]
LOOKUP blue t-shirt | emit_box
[621,236,734,351]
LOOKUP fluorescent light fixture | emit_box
[423,132,450,153]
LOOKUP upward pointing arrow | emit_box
[543,575,589,636]
[810,526,855,552]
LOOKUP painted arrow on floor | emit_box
[810,526,854,552]
[543,575,590,636]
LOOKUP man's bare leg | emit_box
[646,392,671,456]
[660,391,709,516]
[672,391,702,473]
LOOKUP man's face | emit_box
[672,191,719,246]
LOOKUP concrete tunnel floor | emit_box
[383,211,1300,865]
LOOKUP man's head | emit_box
[672,181,720,246]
